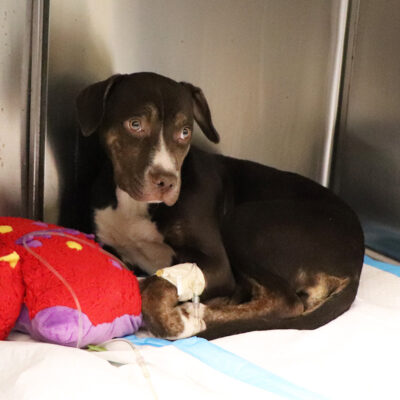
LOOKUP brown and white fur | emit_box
[76,72,364,340]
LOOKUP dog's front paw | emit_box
[166,302,207,340]
[141,275,206,339]
[156,263,205,302]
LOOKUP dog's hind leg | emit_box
[196,276,358,340]
[173,271,305,338]
[141,265,351,340]
[204,273,304,322]
[189,199,363,339]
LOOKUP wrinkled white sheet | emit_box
[1,262,399,400]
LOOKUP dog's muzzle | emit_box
[142,167,180,206]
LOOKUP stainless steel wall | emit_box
[0,1,31,216]
[332,0,400,260]
[4,1,400,259]
[44,0,347,225]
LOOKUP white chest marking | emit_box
[94,188,174,273]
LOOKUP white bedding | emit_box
[1,259,399,400]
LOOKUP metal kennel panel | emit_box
[0,0,31,217]
[332,0,400,260]
[44,0,348,226]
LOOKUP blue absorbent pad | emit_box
[364,254,400,277]
[124,334,327,400]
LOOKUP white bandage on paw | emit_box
[155,263,205,302]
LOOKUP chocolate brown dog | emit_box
[76,72,364,340]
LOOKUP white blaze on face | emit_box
[151,133,177,175]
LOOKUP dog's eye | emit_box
[130,120,142,131]
[124,119,146,136]
[178,127,191,142]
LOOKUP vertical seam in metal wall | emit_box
[321,0,350,187]
[27,0,49,220]
[329,0,361,192]
[20,3,34,217]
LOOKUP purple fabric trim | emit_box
[26,239,43,247]
[61,228,80,235]
[16,228,82,247]
[110,259,123,270]
[16,233,48,246]
[15,305,143,348]
[16,234,34,245]
[32,221,48,227]
[15,236,44,247]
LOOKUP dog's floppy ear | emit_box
[76,74,122,136]
[180,82,220,143]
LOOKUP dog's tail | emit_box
[199,278,360,340]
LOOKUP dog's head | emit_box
[76,72,219,206]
